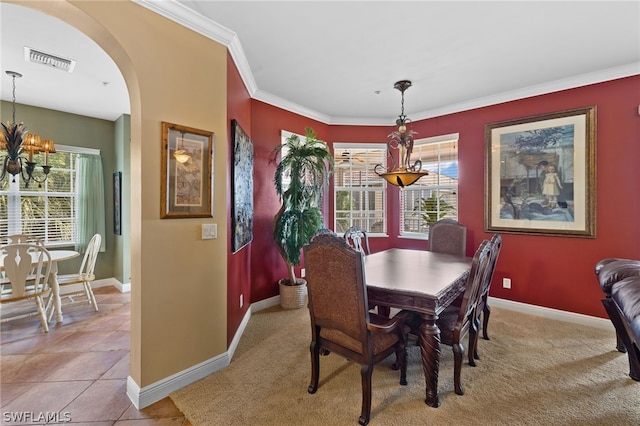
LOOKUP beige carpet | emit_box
[171,304,640,425]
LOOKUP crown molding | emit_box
[132,0,256,95]
[134,1,639,127]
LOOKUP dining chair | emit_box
[303,232,408,426]
[46,233,101,320]
[478,234,503,341]
[344,225,370,255]
[402,240,491,396]
[0,242,53,332]
[428,218,467,256]
[1,235,44,283]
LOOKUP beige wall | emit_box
[12,1,229,388]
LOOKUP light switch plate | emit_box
[202,223,217,239]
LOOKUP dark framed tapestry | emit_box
[231,119,254,252]
[485,106,596,238]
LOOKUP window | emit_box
[400,134,459,238]
[0,145,91,246]
[334,143,387,235]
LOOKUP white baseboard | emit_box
[126,304,254,409]
[250,294,280,312]
[123,293,613,409]
[126,351,230,409]
[488,296,614,331]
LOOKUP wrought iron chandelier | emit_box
[375,80,428,188]
[1,70,56,187]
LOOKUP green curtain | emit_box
[76,154,106,252]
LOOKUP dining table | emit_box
[0,248,79,323]
[364,248,472,408]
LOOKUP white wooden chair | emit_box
[46,233,102,320]
[1,243,53,332]
[344,226,370,255]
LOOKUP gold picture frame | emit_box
[485,106,596,237]
[161,122,213,219]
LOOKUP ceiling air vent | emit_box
[24,47,76,73]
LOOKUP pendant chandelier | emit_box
[0,70,56,187]
[375,80,428,188]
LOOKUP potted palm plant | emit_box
[272,127,334,309]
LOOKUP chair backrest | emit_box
[79,234,102,276]
[454,240,492,333]
[2,234,43,245]
[1,243,52,301]
[480,234,503,298]
[344,226,370,255]
[429,219,467,256]
[304,232,370,351]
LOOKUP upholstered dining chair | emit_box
[428,218,467,256]
[303,232,408,426]
[46,233,102,320]
[1,242,53,332]
[403,240,491,396]
[478,234,503,341]
[466,234,503,366]
[344,225,370,255]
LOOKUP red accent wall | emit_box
[226,53,252,345]
[247,75,640,319]
[249,101,329,302]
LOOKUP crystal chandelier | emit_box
[1,70,56,187]
[374,80,428,188]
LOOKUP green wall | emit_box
[1,100,121,280]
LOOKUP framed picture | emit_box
[113,171,122,235]
[231,119,254,252]
[485,106,596,237]
[161,122,214,219]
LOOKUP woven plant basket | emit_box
[279,278,307,309]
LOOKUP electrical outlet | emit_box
[240,294,243,308]
[503,278,511,289]
[301,268,306,278]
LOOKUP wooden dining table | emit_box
[364,248,472,408]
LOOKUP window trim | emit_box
[333,142,388,237]
[399,133,460,240]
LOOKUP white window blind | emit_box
[400,134,459,238]
[0,145,95,246]
[334,143,387,235]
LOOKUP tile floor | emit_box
[1,286,192,425]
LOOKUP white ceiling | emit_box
[1,1,639,124]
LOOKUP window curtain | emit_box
[76,154,106,252]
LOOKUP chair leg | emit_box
[482,303,491,340]
[469,321,479,367]
[45,293,55,322]
[85,282,99,311]
[308,340,320,394]
[394,335,408,386]
[359,363,373,426]
[35,296,49,333]
[453,343,464,395]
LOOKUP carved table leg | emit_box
[420,313,441,407]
